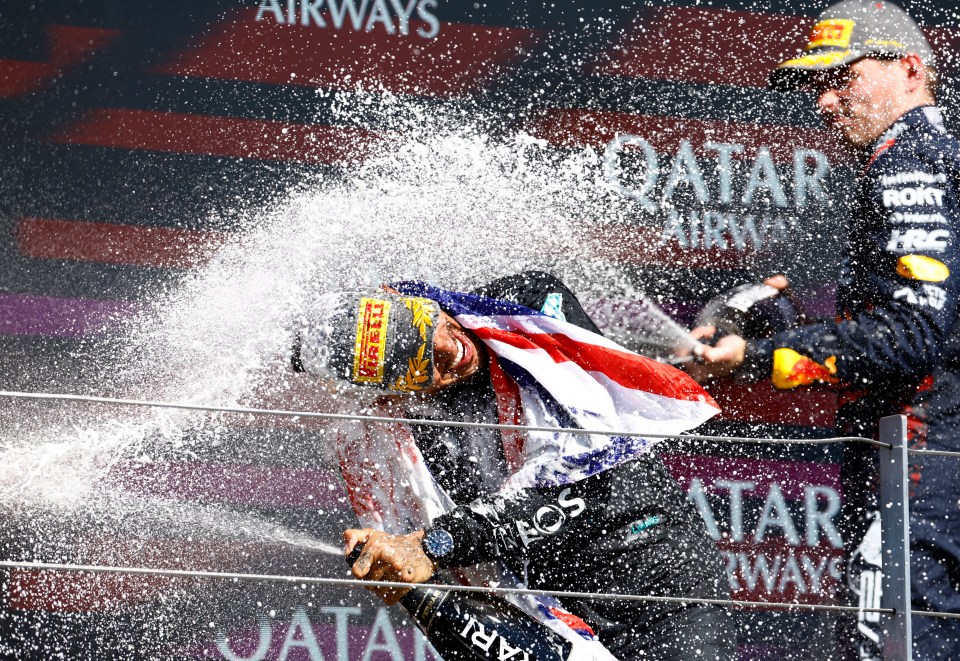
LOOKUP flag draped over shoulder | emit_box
[335,281,720,660]
[392,281,720,489]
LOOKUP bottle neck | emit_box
[400,585,449,630]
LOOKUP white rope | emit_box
[909,448,960,459]
[0,559,892,616]
[2,391,958,622]
[0,389,889,448]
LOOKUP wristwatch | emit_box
[421,528,455,563]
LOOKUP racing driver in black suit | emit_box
[294,271,736,660]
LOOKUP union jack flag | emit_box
[393,281,721,490]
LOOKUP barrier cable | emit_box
[0,390,890,449]
[2,560,956,619]
[0,559,892,616]
[908,448,960,458]
[2,390,959,625]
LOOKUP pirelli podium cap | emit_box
[293,290,438,394]
[770,0,936,90]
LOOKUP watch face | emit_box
[424,529,454,559]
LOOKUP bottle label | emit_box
[409,588,448,634]
[459,614,533,660]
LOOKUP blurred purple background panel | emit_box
[0,293,139,337]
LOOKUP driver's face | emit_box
[426,310,486,393]
[810,57,907,148]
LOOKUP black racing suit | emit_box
[742,106,960,660]
[408,272,735,660]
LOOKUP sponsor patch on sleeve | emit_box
[894,284,947,310]
[886,228,950,252]
[772,348,839,390]
[896,255,950,282]
[882,186,946,208]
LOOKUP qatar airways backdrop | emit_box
[1,0,957,658]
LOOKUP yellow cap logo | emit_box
[353,297,391,384]
[807,19,855,50]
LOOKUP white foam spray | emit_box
[0,96,687,555]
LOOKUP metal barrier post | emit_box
[879,414,912,660]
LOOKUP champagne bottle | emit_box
[347,545,576,660]
[694,282,802,339]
